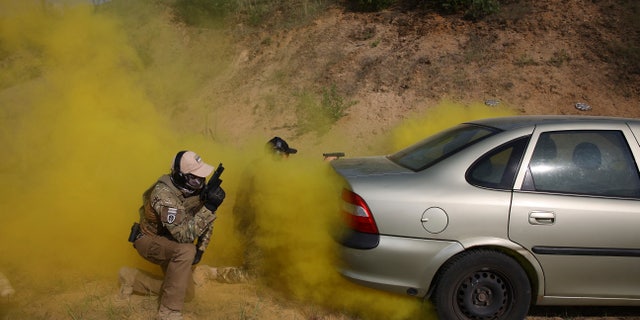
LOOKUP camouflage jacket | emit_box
[138,175,216,251]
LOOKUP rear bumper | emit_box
[339,234,464,297]
[340,230,380,249]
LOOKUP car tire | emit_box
[433,249,531,320]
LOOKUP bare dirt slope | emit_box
[207,0,639,156]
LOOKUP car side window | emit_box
[467,136,529,190]
[522,130,640,198]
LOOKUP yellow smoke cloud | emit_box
[0,0,227,284]
[390,101,517,151]
[0,1,518,319]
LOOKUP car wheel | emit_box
[433,249,531,320]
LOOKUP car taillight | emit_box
[341,189,379,234]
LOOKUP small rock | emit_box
[484,99,500,107]
[575,102,591,111]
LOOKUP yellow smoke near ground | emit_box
[241,104,517,319]
[236,154,431,319]
[0,0,230,284]
[0,1,517,319]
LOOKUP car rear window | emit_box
[389,124,499,171]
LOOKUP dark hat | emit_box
[267,136,298,155]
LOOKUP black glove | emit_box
[203,186,225,211]
[193,249,204,265]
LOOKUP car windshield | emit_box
[388,124,499,171]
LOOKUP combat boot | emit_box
[117,267,138,301]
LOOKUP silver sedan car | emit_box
[331,115,640,320]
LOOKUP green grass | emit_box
[514,54,539,67]
[547,49,570,67]
[293,85,355,136]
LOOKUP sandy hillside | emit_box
[203,0,639,155]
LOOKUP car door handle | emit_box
[528,211,556,225]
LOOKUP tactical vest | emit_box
[138,176,181,239]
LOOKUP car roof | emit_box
[467,115,640,131]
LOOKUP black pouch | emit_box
[128,222,141,243]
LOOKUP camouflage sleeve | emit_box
[150,183,198,243]
[194,206,216,251]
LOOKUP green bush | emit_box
[166,0,330,29]
[348,0,396,12]
[438,0,500,20]
[168,0,236,27]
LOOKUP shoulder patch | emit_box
[167,208,177,224]
[160,206,184,225]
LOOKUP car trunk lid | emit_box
[330,156,411,178]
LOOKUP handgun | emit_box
[201,163,225,210]
[206,163,224,192]
[323,152,345,160]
